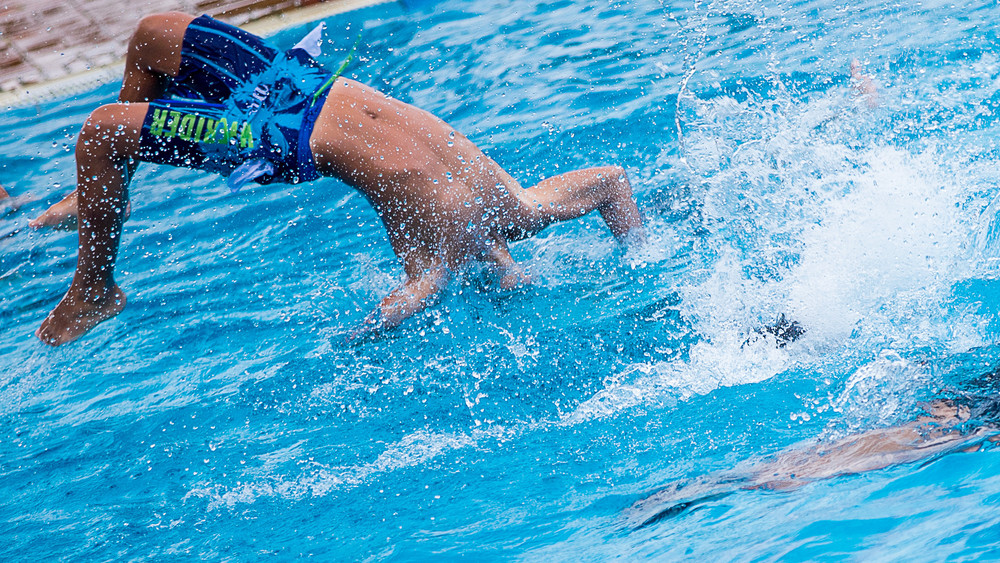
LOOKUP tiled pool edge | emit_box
[0,0,391,109]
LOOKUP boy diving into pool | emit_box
[34,12,645,346]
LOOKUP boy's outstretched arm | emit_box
[349,266,451,341]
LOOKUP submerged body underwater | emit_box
[4,0,1000,559]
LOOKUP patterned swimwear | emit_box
[136,15,336,188]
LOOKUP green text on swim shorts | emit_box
[149,109,254,148]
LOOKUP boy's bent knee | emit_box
[83,104,127,134]
[133,12,194,42]
[78,104,142,158]
[128,12,193,72]
[596,165,627,184]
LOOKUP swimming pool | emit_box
[4,0,1000,558]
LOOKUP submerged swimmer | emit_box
[628,394,1000,529]
[630,61,1000,527]
[33,12,644,346]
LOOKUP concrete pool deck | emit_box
[0,0,388,107]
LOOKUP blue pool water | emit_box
[4,0,1000,558]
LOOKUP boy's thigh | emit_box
[135,99,243,175]
[168,15,278,103]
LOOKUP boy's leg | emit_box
[30,12,192,229]
[505,165,644,243]
[119,12,194,103]
[36,103,146,346]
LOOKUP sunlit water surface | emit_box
[4,0,1000,559]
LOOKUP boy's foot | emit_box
[29,191,79,230]
[36,284,127,346]
[29,190,131,230]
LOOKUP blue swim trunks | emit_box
[137,15,335,188]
